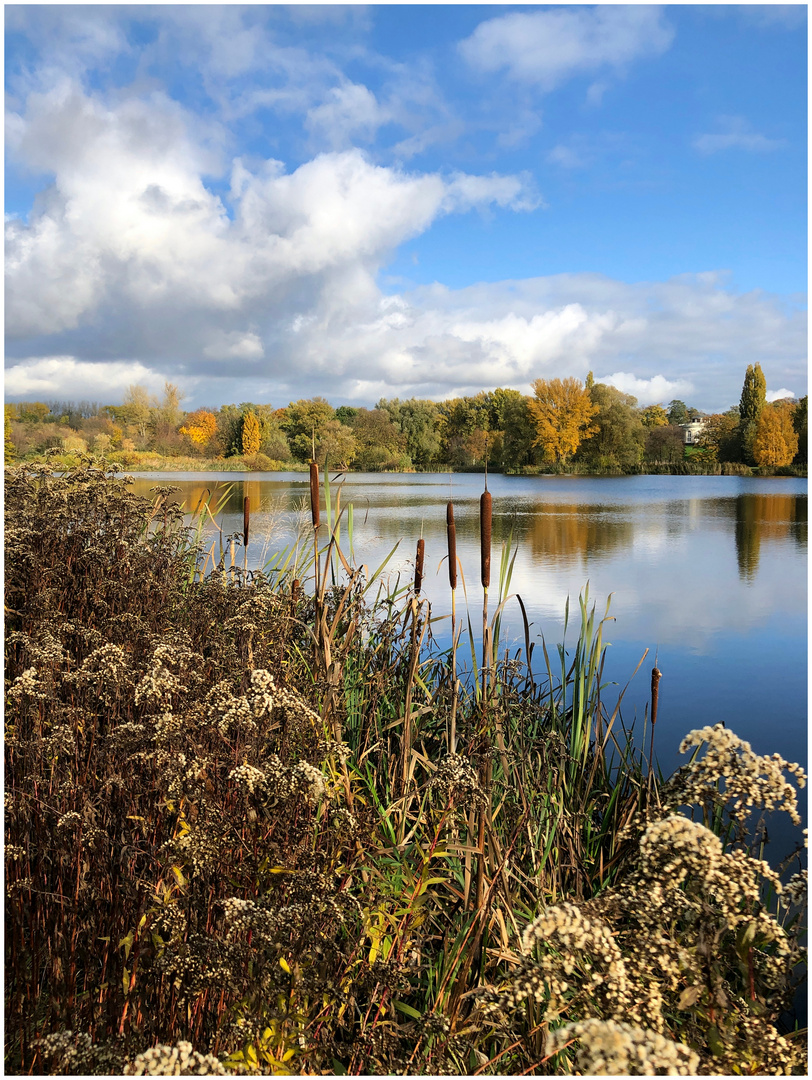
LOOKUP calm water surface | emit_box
[132,471,807,802]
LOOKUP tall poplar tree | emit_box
[241,410,261,456]
[739,363,766,464]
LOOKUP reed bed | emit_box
[4,455,807,1075]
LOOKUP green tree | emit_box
[666,400,689,425]
[492,388,537,469]
[348,408,407,470]
[315,420,356,468]
[376,397,442,466]
[578,383,646,469]
[738,363,767,464]
[18,402,51,423]
[282,398,336,462]
[645,425,685,464]
[528,377,599,463]
[241,411,262,456]
[792,396,807,464]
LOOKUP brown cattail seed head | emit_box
[243,496,250,548]
[651,666,662,726]
[309,462,320,529]
[414,538,425,594]
[291,578,300,605]
[446,502,457,590]
[480,490,492,589]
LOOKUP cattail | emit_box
[309,462,320,529]
[291,578,300,604]
[243,496,250,548]
[650,666,662,726]
[414,538,425,594]
[480,490,492,589]
[446,503,457,590]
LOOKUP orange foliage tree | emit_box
[528,377,599,463]
[179,410,218,451]
[753,403,799,468]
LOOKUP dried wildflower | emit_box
[429,753,486,808]
[546,1018,699,1075]
[784,869,807,908]
[669,723,806,825]
[7,666,47,702]
[124,1040,226,1075]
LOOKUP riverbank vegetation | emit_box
[6,364,806,476]
[5,458,807,1075]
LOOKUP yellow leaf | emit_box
[279,957,291,975]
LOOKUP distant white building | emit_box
[680,420,707,445]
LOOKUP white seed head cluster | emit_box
[783,869,807,908]
[229,763,267,795]
[5,844,26,861]
[124,1040,226,1075]
[7,666,47,701]
[318,738,352,765]
[56,811,82,830]
[673,724,806,825]
[247,668,275,719]
[429,753,486,808]
[546,1018,699,1075]
[230,754,328,807]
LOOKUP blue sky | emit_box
[5,4,807,412]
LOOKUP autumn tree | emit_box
[640,403,669,428]
[120,385,156,443]
[696,410,741,462]
[739,363,767,464]
[179,410,218,452]
[528,377,599,463]
[5,405,16,462]
[241,410,262,456]
[752,403,799,468]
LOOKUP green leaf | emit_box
[393,1000,422,1020]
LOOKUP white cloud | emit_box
[595,372,693,406]
[459,6,674,90]
[693,116,785,155]
[766,388,796,403]
[4,357,164,400]
[305,82,390,149]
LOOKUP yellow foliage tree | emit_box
[179,410,218,449]
[241,410,262,456]
[528,377,599,463]
[752,404,799,468]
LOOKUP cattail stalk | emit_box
[649,665,662,777]
[447,502,458,752]
[480,488,492,685]
[414,538,425,594]
[243,496,250,548]
[310,461,322,654]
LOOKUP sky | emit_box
[4,4,808,413]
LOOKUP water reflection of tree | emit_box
[527,504,633,566]
[735,494,806,582]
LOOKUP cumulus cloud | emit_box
[595,372,693,406]
[5,357,165,400]
[459,6,674,90]
[693,115,785,155]
[766,388,796,403]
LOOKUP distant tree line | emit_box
[5,364,806,472]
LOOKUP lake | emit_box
[131,470,807,840]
